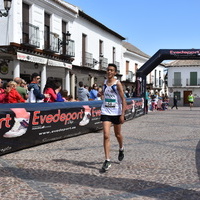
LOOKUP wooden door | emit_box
[184,91,192,105]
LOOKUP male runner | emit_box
[100,63,126,171]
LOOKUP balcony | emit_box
[172,79,182,86]
[114,61,120,73]
[60,39,75,57]
[99,57,108,71]
[81,52,93,68]
[44,32,59,53]
[186,78,200,86]
[21,22,40,48]
[126,71,134,82]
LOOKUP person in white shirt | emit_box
[100,63,126,171]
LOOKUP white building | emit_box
[0,0,166,98]
[0,0,78,93]
[167,60,200,106]
[122,41,166,95]
[69,10,125,96]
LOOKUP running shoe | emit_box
[102,160,111,171]
[79,112,91,126]
[118,149,124,161]
[3,117,29,138]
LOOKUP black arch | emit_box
[135,49,200,98]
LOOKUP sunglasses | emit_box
[36,78,41,80]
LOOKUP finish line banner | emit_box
[0,98,143,156]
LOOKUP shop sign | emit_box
[48,59,72,69]
[17,52,47,64]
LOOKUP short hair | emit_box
[79,81,84,87]
[108,63,117,72]
[14,77,22,84]
[31,73,40,80]
[8,81,17,87]
[54,81,62,89]
[21,79,26,84]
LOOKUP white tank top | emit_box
[101,79,122,116]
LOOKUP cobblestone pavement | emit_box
[1,107,200,200]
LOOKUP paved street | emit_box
[0,107,200,200]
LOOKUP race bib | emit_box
[105,98,116,107]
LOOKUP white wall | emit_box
[72,17,123,70]
[168,66,200,87]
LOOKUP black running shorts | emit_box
[100,115,121,125]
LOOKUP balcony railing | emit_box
[186,78,200,86]
[173,79,182,86]
[159,78,163,88]
[21,22,40,48]
[60,39,75,57]
[81,52,93,68]
[114,61,120,73]
[126,71,134,82]
[44,32,59,53]
[99,57,108,70]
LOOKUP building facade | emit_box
[0,0,78,93]
[167,60,200,106]
[122,41,166,96]
[0,0,166,99]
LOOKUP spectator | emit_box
[54,81,67,102]
[20,79,28,89]
[27,73,49,103]
[171,95,178,110]
[67,94,76,102]
[125,87,131,98]
[89,83,98,100]
[4,81,25,103]
[97,86,103,100]
[43,77,57,102]
[145,90,150,114]
[14,77,28,100]
[60,90,68,101]
[77,81,90,101]
[0,78,6,103]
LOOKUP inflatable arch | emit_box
[135,49,200,100]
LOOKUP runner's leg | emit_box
[103,121,112,160]
[114,124,123,149]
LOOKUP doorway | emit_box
[184,91,192,105]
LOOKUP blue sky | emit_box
[66,0,200,57]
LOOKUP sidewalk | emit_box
[0,107,200,200]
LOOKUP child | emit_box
[4,81,25,103]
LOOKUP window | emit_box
[99,40,103,56]
[126,61,129,75]
[174,72,181,86]
[44,13,50,50]
[190,72,197,86]
[112,47,116,63]
[154,70,157,87]
[22,3,29,44]
[62,21,67,55]
[82,34,87,65]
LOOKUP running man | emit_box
[188,92,194,110]
[100,63,126,171]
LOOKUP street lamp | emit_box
[0,0,12,17]
[58,31,71,51]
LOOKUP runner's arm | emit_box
[117,81,126,124]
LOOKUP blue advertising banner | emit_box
[0,98,144,156]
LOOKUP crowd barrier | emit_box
[0,98,144,156]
